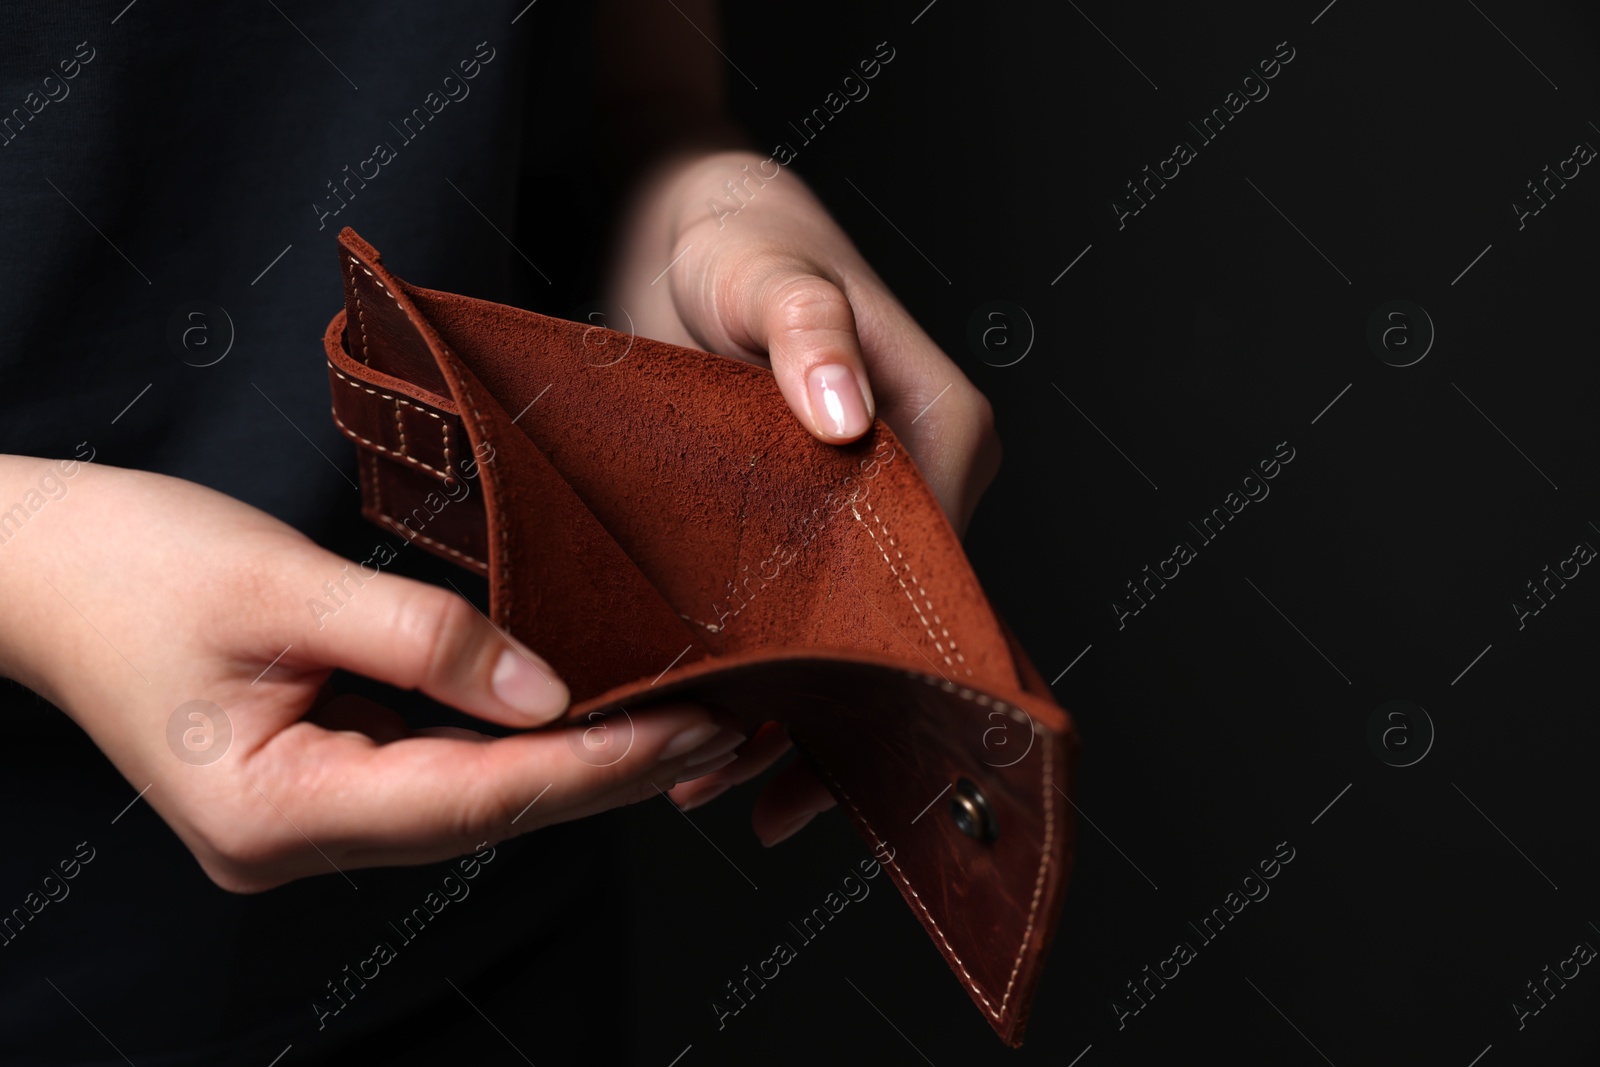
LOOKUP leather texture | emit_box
[321,227,1078,1045]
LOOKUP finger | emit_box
[751,757,837,846]
[736,269,877,442]
[669,720,790,810]
[228,703,729,881]
[288,569,569,728]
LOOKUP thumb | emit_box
[715,265,878,443]
[292,566,569,728]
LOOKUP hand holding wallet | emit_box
[321,228,1079,1045]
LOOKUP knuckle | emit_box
[186,754,328,893]
[939,381,999,451]
[961,382,996,432]
[771,277,852,336]
[448,754,521,844]
[197,857,279,895]
[189,817,292,893]
[970,389,1000,447]
[933,382,1001,497]
[398,587,481,690]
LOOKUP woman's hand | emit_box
[606,150,1004,842]
[606,149,1002,537]
[0,458,741,890]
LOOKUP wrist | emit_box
[0,452,101,696]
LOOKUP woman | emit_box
[0,0,996,1061]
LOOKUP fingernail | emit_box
[676,751,738,783]
[491,642,568,723]
[660,721,721,761]
[760,811,819,848]
[681,728,746,767]
[807,363,871,439]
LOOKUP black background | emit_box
[613,1,1600,1065]
[3,1,1596,1065]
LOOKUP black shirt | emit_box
[0,2,625,1062]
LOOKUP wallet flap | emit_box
[398,274,1026,702]
[328,232,712,698]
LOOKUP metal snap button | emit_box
[949,777,997,842]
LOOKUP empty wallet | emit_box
[320,227,1078,1045]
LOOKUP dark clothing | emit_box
[0,2,624,1062]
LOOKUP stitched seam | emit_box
[329,363,450,420]
[831,673,1051,1025]
[812,676,1054,1024]
[347,258,370,365]
[835,778,1000,1019]
[349,256,397,303]
[328,362,455,477]
[367,451,383,517]
[440,348,507,618]
[375,512,487,570]
[852,500,971,677]
[677,445,900,635]
[393,399,407,458]
[1001,702,1053,1017]
[332,410,454,477]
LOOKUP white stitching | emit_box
[338,260,480,570]
[814,685,1054,1027]
[1001,697,1053,1019]
[375,512,487,570]
[915,674,1052,1020]
[440,348,508,617]
[328,363,447,419]
[853,500,972,676]
[327,362,455,478]
[347,259,370,365]
[332,409,454,478]
[364,449,382,517]
[349,256,397,302]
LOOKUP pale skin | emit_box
[0,1,999,892]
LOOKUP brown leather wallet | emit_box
[321,227,1078,1045]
